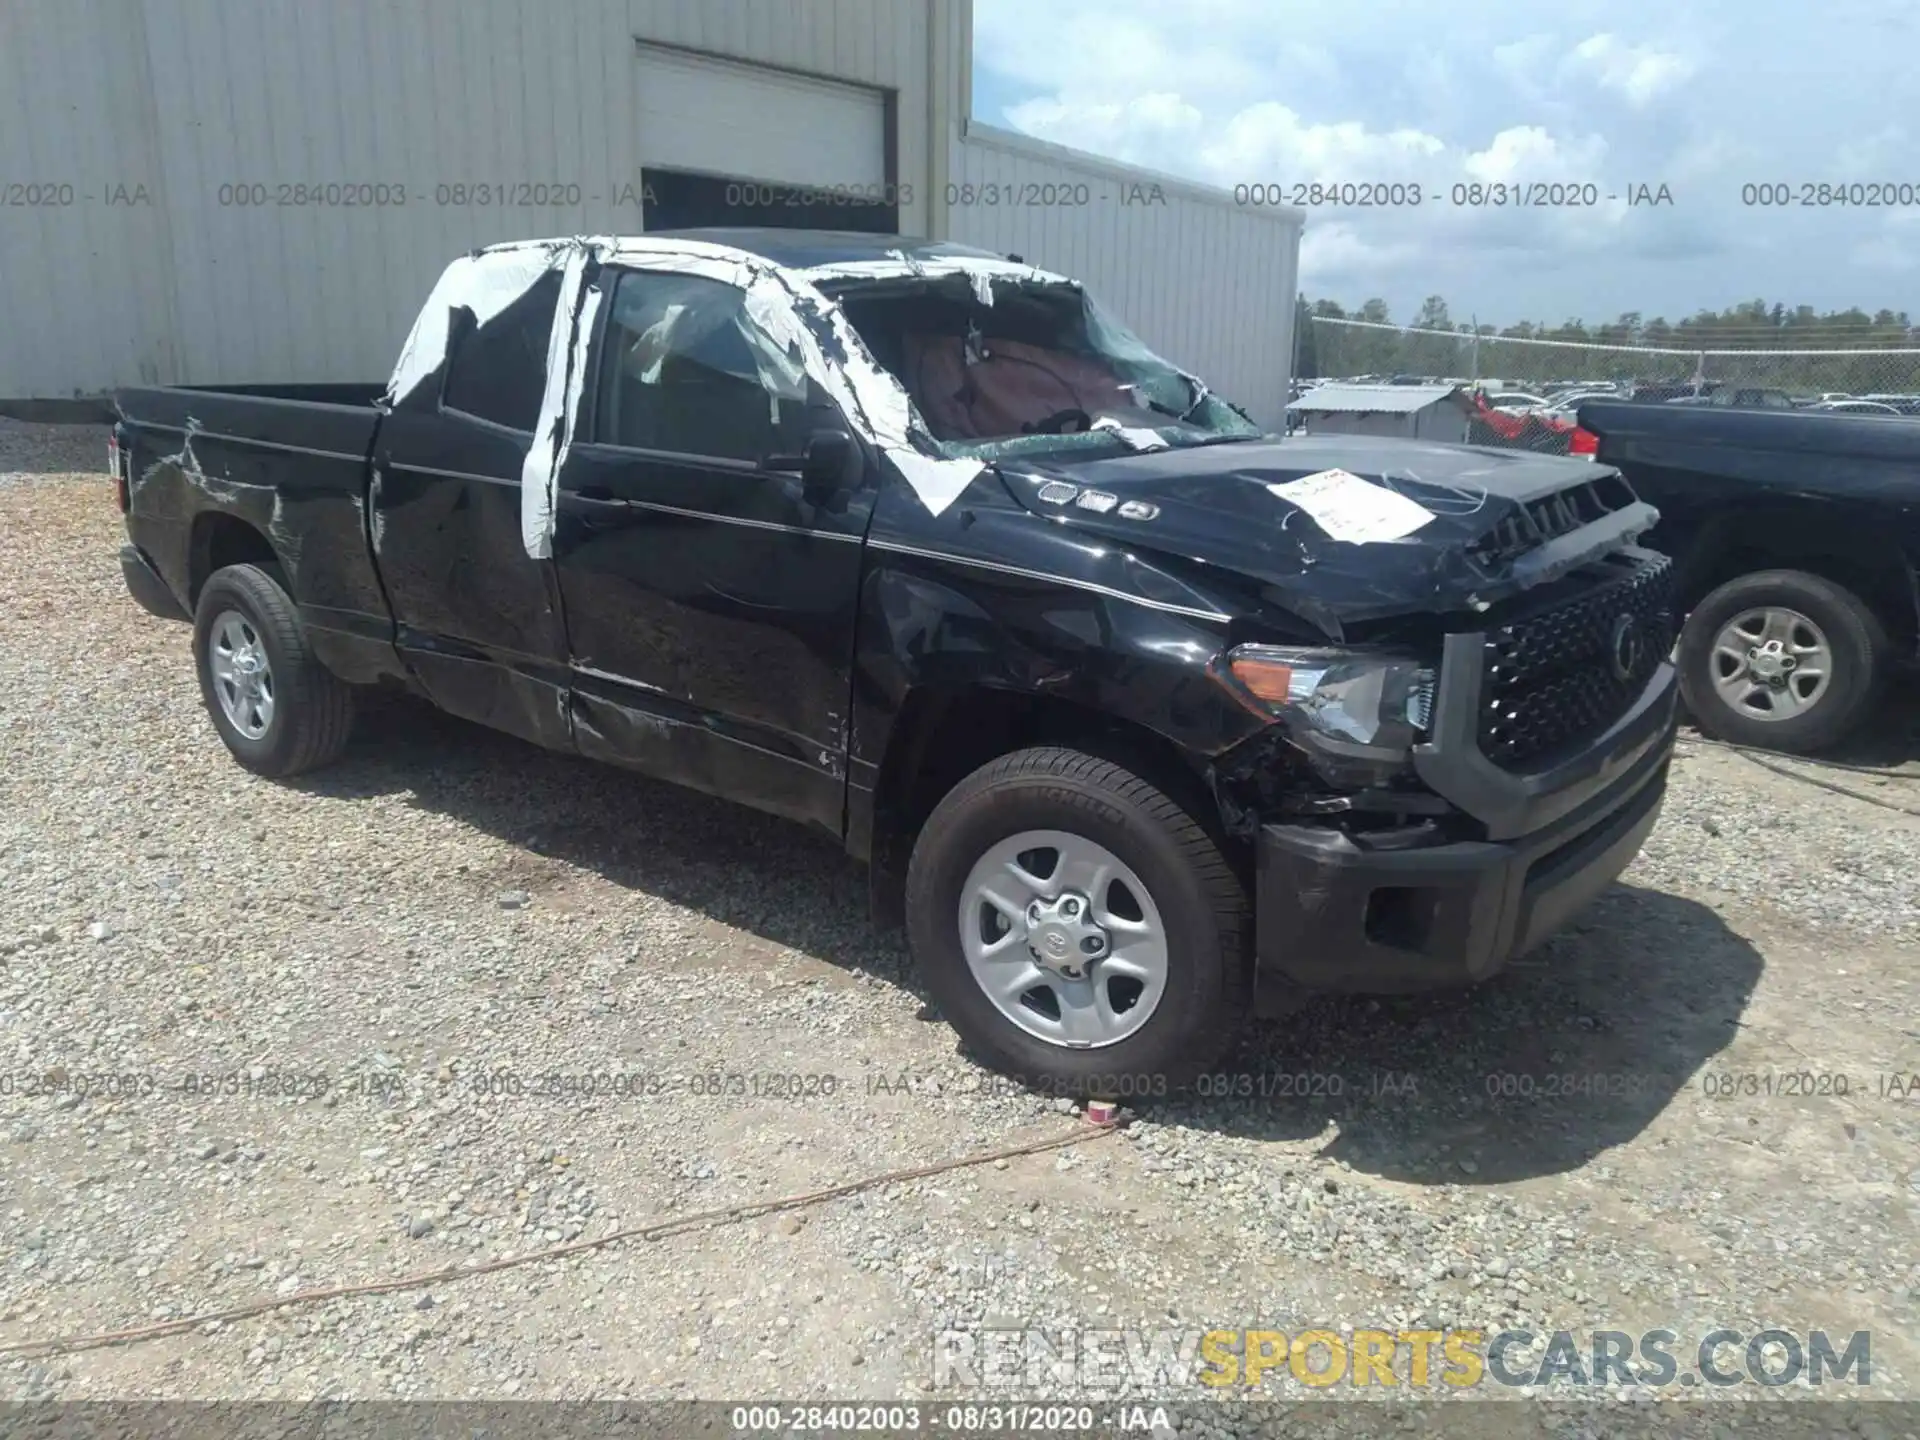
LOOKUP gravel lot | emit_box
[3,418,1917,1422]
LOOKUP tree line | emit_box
[1297,295,1920,392]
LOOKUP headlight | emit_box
[1221,644,1436,756]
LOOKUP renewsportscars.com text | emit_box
[933,1326,1871,1391]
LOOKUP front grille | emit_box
[1476,554,1675,768]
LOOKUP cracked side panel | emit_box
[570,682,846,836]
[847,533,1261,785]
[266,490,304,588]
[114,384,400,686]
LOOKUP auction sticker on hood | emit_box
[1266,468,1436,543]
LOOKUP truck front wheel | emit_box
[1677,569,1888,754]
[904,747,1252,1096]
[192,563,354,777]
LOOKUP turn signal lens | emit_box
[1228,654,1314,705]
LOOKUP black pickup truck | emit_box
[1580,399,1920,753]
[114,228,1678,1092]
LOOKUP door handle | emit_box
[567,487,626,507]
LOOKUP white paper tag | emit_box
[1266,468,1435,543]
[1091,416,1170,452]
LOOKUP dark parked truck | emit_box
[114,229,1679,1092]
[1579,398,1920,753]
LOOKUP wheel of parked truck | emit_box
[905,747,1252,1097]
[1677,569,1888,754]
[192,563,355,777]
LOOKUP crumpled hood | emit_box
[995,435,1655,633]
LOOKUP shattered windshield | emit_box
[822,273,1264,461]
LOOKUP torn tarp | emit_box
[385,240,577,410]
[386,235,995,560]
[800,254,1074,292]
[519,243,596,560]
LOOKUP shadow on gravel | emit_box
[287,690,923,992]
[1186,882,1764,1186]
[298,693,1762,1185]
[1814,670,1920,769]
[1680,671,1920,771]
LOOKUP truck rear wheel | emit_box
[904,747,1251,1097]
[1677,568,1887,754]
[192,563,354,777]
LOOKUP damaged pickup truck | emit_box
[113,229,1678,1091]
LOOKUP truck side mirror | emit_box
[801,428,862,494]
[766,427,863,499]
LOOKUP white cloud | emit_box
[1197,104,1446,184]
[1299,222,1424,286]
[1002,93,1205,169]
[972,0,1920,323]
[1567,34,1698,107]
[1002,93,1451,193]
[1834,126,1912,178]
[1463,127,1608,184]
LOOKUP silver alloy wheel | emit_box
[958,828,1168,1049]
[1709,606,1833,722]
[208,609,276,739]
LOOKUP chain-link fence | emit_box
[1300,315,1920,454]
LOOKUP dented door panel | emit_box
[372,406,574,752]
[550,442,873,837]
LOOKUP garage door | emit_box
[635,45,895,233]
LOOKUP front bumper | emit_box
[1254,661,1676,996]
[120,542,188,621]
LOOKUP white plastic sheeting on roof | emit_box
[800,252,1076,304]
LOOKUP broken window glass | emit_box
[593,269,809,462]
[441,270,565,433]
[827,275,1261,461]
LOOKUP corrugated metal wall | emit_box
[948,123,1302,430]
[0,0,180,395]
[1,0,1301,414]
[0,0,932,397]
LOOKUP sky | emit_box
[969,0,1920,330]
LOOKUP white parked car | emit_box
[1808,399,1902,415]
[1485,391,1550,415]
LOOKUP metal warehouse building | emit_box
[0,0,1302,425]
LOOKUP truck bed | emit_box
[1578,398,1920,500]
[113,383,397,686]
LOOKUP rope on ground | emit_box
[1687,732,1920,782]
[1762,753,1920,781]
[1708,742,1920,819]
[0,1118,1122,1361]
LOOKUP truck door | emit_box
[549,264,875,838]
[372,271,575,751]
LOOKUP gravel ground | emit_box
[2,420,1917,1427]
